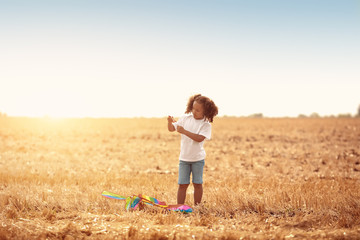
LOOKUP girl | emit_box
[167,94,218,205]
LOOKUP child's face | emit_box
[192,101,204,120]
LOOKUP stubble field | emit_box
[0,117,360,239]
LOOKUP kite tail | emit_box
[102,191,127,200]
[126,195,142,210]
[138,194,168,208]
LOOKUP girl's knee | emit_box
[193,183,202,189]
[179,184,189,189]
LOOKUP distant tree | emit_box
[357,104,360,117]
[0,112,7,118]
[248,113,263,118]
[337,113,352,118]
[298,114,308,118]
[310,112,320,118]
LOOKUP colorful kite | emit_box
[102,191,193,213]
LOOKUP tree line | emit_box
[1,105,360,118]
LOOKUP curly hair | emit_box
[185,94,218,122]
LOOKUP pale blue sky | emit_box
[0,0,359,117]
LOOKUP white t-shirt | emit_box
[172,114,212,162]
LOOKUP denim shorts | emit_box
[178,159,205,185]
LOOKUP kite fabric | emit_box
[102,191,193,213]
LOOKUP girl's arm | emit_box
[167,116,175,132]
[176,126,206,142]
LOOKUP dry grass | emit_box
[0,117,359,239]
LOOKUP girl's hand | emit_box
[177,126,185,134]
[167,115,175,123]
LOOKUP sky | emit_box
[0,0,359,118]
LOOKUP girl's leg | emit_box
[178,161,191,204]
[177,184,189,204]
[193,183,203,205]
[192,160,205,205]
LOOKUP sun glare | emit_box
[18,88,93,118]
